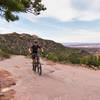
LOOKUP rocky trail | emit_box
[0,56,100,100]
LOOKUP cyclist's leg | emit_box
[32,54,37,71]
[32,59,34,66]
[37,53,40,64]
[32,54,35,66]
[38,53,40,58]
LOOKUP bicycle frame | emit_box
[33,53,42,75]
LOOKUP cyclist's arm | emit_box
[41,48,44,53]
[39,46,44,53]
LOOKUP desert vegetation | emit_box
[0,49,10,60]
[0,33,100,68]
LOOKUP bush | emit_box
[47,53,58,62]
[57,54,67,62]
[67,53,80,64]
[80,55,100,67]
[0,49,10,58]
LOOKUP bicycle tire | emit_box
[38,64,42,75]
[33,64,36,72]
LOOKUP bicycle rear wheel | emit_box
[38,64,42,75]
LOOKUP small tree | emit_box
[68,53,80,64]
[47,53,58,62]
[81,55,99,67]
[0,0,46,21]
[98,56,100,64]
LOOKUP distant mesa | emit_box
[63,43,100,48]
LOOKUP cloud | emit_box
[0,21,45,37]
[40,27,100,43]
[22,0,100,22]
[20,13,38,22]
[0,19,99,43]
[72,0,100,21]
[1,0,100,22]
[68,29,100,43]
[0,0,100,43]
[0,18,6,24]
[0,27,12,34]
[42,0,78,21]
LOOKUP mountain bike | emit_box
[32,53,42,75]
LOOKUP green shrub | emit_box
[67,53,80,64]
[47,53,58,62]
[80,55,100,67]
[57,54,67,61]
[0,49,10,58]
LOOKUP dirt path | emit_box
[0,56,100,100]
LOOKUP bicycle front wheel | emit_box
[38,64,42,75]
[33,64,36,72]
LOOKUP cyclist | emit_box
[29,40,43,69]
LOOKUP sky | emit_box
[0,0,100,43]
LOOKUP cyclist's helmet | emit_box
[34,39,38,43]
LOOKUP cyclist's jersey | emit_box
[31,45,41,53]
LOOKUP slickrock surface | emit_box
[0,56,100,100]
